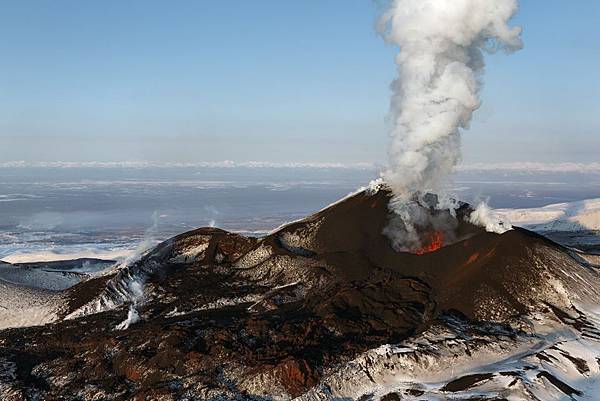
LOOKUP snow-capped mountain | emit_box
[498,198,600,232]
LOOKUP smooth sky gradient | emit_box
[0,1,598,164]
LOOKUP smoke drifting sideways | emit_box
[377,0,522,251]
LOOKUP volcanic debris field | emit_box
[1,187,600,400]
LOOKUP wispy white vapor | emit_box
[469,201,512,234]
[122,210,160,266]
[379,0,523,198]
[377,0,522,249]
[115,279,144,330]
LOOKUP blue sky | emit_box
[0,0,598,164]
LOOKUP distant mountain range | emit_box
[498,198,600,232]
[2,160,600,173]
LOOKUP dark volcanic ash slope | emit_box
[1,187,600,400]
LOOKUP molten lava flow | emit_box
[414,231,444,255]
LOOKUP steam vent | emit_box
[2,186,600,400]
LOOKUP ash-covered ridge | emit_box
[1,188,600,400]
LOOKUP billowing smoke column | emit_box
[378,0,522,251]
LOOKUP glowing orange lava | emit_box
[414,231,444,255]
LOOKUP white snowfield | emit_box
[0,279,63,330]
[0,259,118,330]
[497,198,600,232]
[1,248,134,264]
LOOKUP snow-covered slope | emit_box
[497,198,600,232]
[0,259,117,330]
[0,279,64,330]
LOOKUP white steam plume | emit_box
[379,0,522,196]
[469,201,512,234]
[115,279,144,330]
[122,210,160,266]
[377,0,522,249]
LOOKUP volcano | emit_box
[1,186,600,400]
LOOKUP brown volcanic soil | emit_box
[0,188,591,400]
